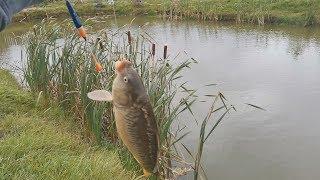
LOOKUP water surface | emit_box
[1,17,320,180]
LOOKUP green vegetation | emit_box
[0,70,34,117]
[22,19,236,179]
[0,69,135,179]
[13,0,320,26]
[23,21,195,178]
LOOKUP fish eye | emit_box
[123,76,128,83]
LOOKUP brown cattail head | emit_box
[97,37,104,50]
[127,31,132,44]
[152,43,156,56]
[164,45,168,59]
[33,27,37,35]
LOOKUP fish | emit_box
[88,59,159,177]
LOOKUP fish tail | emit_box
[143,168,152,177]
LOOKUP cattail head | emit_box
[152,43,156,56]
[127,31,132,44]
[164,45,168,59]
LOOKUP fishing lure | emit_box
[91,54,103,73]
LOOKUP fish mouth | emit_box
[115,59,132,74]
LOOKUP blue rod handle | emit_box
[65,0,82,29]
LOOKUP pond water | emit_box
[1,17,320,180]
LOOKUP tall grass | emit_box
[150,0,318,26]
[22,20,236,179]
[13,0,319,26]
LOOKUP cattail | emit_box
[127,31,132,45]
[152,43,156,56]
[164,45,168,59]
[33,27,37,35]
[97,37,104,50]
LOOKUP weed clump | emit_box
[0,70,35,117]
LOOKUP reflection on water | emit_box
[1,17,320,180]
[0,23,28,78]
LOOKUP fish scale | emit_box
[116,104,157,172]
[88,59,159,176]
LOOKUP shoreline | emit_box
[12,1,320,27]
[0,69,136,179]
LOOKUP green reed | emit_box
[142,0,317,26]
[13,0,319,27]
[22,20,237,179]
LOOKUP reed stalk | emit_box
[23,20,238,179]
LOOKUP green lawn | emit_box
[0,69,135,179]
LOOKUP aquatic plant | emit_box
[12,0,320,27]
[22,19,237,179]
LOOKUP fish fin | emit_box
[87,90,112,102]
